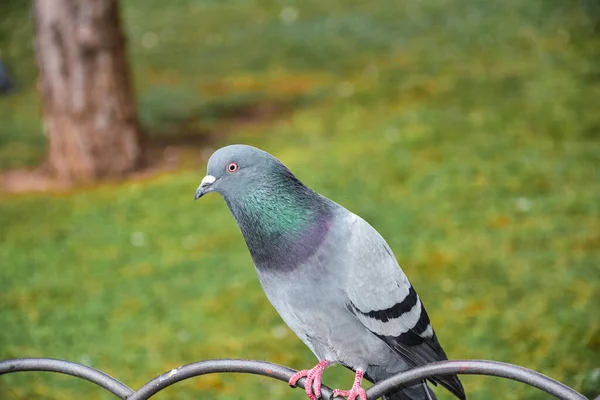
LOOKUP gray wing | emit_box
[342,212,466,400]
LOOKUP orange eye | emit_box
[227,162,239,172]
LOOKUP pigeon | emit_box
[195,145,466,400]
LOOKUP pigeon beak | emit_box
[194,175,216,200]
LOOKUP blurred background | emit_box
[1,0,599,399]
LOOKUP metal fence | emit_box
[0,357,591,399]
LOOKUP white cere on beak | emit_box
[195,174,218,200]
[201,175,216,185]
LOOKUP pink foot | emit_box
[289,360,331,400]
[332,370,367,400]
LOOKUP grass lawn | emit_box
[1,0,599,399]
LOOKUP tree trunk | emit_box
[34,0,142,184]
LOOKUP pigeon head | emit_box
[194,144,333,268]
[194,144,292,200]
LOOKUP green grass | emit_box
[1,0,600,399]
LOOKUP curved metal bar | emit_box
[0,358,134,399]
[0,357,589,400]
[366,360,588,400]
[127,358,334,400]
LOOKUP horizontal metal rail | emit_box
[0,358,133,398]
[0,357,589,400]
[365,360,588,400]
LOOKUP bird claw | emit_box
[289,360,331,400]
[332,387,367,400]
[332,370,367,400]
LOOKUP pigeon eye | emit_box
[227,162,239,173]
